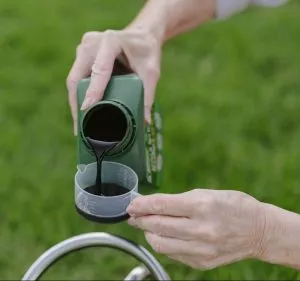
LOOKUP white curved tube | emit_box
[124,265,151,281]
[21,232,170,281]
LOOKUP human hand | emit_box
[126,189,267,270]
[66,28,161,135]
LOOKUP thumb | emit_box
[126,193,191,217]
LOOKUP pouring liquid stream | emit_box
[86,137,118,196]
[85,137,129,196]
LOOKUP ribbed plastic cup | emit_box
[75,161,139,223]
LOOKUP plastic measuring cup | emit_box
[75,161,139,223]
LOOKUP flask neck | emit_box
[81,101,135,156]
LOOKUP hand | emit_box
[66,28,161,135]
[126,189,267,270]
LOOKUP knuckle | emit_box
[198,262,215,271]
[66,76,77,90]
[77,43,93,54]
[86,88,100,99]
[207,227,219,242]
[103,29,117,40]
[188,188,201,198]
[94,64,112,74]
[204,247,219,260]
[142,33,159,51]
[145,233,164,254]
[93,60,113,74]
[81,31,99,44]
[195,224,220,242]
[152,216,163,234]
[152,196,167,214]
[147,36,157,49]
[75,43,94,55]
[207,232,218,243]
[152,241,163,253]
[188,189,204,203]
[202,193,214,207]
[196,193,215,213]
[145,62,160,78]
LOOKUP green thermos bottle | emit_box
[76,73,163,190]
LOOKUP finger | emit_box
[81,31,121,111]
[144,231,198,255]
[126,193,191,217]
[139,64,160,124]
[168,252,243,270]
[66,45,95,135]
[128,215,194,240]
[167,254,214,270]
[119,31,161,124]
[167,254,199,269]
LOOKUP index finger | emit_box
[66,46,95,134]
[126,193,191,217]
[81,31,121,111]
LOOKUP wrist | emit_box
[253,202,300,269]
[126,22,165,44]
[125,8,166,46]
[250,202,279,260]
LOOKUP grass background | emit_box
[0,0,300,279]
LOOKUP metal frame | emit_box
[22,232,170,281]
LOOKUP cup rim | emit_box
[75,161,138,199]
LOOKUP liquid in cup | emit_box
[75,161,139,223]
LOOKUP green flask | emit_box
[76,73,163,190]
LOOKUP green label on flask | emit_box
[145,103,163,187]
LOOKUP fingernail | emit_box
[81,97,92,111]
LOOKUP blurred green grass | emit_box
[0,0,300,279]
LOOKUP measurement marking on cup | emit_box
[88,200,97,213]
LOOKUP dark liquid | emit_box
[85,183,129,197]
[83,103,128,197]
[86,137,118,196]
